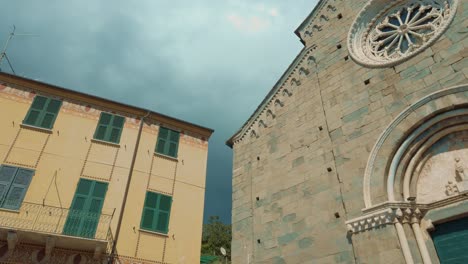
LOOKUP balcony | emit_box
[0,201,114,258]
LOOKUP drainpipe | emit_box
[109,111,150,264]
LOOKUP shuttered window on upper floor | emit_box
[0,165,34,210]
[93,112,125,144]
[155,127,180,158]
[140,191,172,234]
[23,95,62,129]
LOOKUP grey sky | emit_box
[0,0,318,223]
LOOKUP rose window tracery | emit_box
[348,0,458,68]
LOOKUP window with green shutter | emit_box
[93,112,125,144]
[155,127,180,158]
[0,165,34,210]
[23,95,62,129]
[63,179,108,238]
[140,191,172,234]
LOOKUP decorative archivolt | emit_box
[364,84,468,208]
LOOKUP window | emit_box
[0,165,34,210]
[63,179,108,238]
[155,127,180,158]
[23,95,62,129]
[93,112,125,144]
[140,192,172,234]
[348,0,458,68]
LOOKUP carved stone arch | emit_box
[364,84,468,208]
[299,67,310,76]
[66,254,88,264]
[304,31,313,38]
[250,130,258,139]
[312,25,322,32]
[274,99,284,109]
[258,120,267,129]
[282,89,292,97]
[290,78,301,87]
[327,4,337,12]
[307,56,317,66]
[319,15,329,22]
[266,109,276,121]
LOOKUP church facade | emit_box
[228,0,467,263]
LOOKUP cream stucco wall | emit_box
[0,79,211,264]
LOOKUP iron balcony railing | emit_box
[0,200,114,241]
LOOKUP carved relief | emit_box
[417,131,468,203]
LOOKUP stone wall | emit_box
[231,0,468,263]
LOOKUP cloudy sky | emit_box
[0,0,318,224]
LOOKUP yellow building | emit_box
[0,72,213,264]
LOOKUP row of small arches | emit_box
[303,3,339,39]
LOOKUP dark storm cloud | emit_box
[0,0,317,223]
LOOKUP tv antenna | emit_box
[0,25,39,75]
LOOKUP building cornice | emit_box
[226,46,313,147]
[0,72,214,139]
[294,0,330,42]
[226,0,342,148]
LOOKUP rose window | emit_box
[348,0,458,68]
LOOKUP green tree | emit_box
[201,216,231,261]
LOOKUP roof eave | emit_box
[0,72,214,139]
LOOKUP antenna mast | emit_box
[0,25,39,75]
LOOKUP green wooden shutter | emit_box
[167,130,180,158]
[64,179,108,238]
[156,195,172,233]
[94,113,112,141]
[141,192,158,230]
[156,128,169,155]
[3,168,33,210]
[64,179,92,236]
[94,113,124,144]
[0,166,18,205]
[140,192,172,234]
[156,128,179,157]
[108,115,125,143]
[80,181,108,238]
[40,98,62,129]
[24,96,48,126]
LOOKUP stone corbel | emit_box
[94,245,103,260]
[45,236,56,259]
[7,231,18,252]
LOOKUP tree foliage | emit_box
[201,216,231,260]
